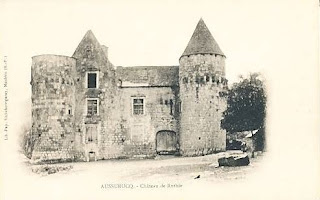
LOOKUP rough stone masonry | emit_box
[30,18,228,163]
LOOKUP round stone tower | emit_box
[31,55,76,163]
[179,19,228,156]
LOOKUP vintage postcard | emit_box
[0,0,319,200]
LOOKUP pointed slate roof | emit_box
[83,30,97,41]
[181,18,225,58]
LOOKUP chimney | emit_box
[101,45,108,59]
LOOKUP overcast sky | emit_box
[2,0,303,83]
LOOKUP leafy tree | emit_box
[221,73,267,150]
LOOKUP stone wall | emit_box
[30,53,227,162]
[31,55,77,163]
[97,86,179,159]
[179,54,227,156]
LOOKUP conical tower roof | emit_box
[181,18,225,58]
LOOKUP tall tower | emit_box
[31,55,77,163]
[179,19,228,156]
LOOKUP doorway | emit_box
[156,130,177,155]
[88,151,96,161]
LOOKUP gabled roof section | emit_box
[181,18,225,58]
[72,30,103,59]
[116,66,179,87]
[71,30,115,71]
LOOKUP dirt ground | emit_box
[29,152,265,184]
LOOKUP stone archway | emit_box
[156,130,177,155]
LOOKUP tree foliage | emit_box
[221,73,267,133]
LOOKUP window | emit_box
[88,134,93,142]
[178,101,182,113]
[195,76,200,84]
[87,99,98,115]
[86,126,97,143]
[133,98,144,115]
[169,99,173,115]
[87,72,97,88]
[200,76,204,84]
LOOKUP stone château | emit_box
[30,19,228,163]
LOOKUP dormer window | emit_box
[87,72,98,88]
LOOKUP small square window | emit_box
[200,77,204,83]
[195,76,200,84]
[87,73,97,88]
[133,98,144,115]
